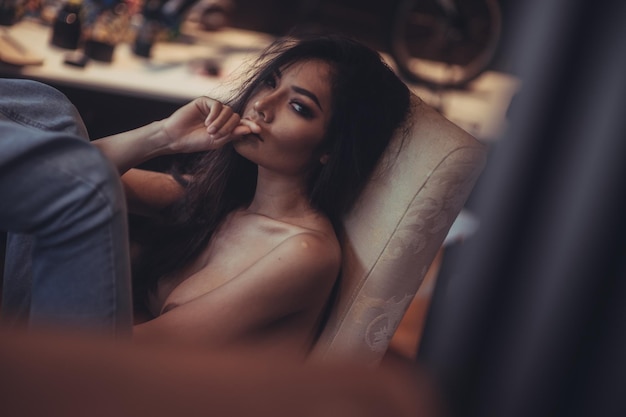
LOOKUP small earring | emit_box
[320,154,330,165]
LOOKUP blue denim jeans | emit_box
[0,79,132,337]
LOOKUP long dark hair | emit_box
[132,34,411,305]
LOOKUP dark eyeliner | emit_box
[291,101,313,118]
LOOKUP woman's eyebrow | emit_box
[292,86,323,111]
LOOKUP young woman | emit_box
[3,35,411,355]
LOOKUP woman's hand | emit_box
[161,97,260,154]
[93,97,259,175]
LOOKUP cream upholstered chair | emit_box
[312,94,487,365]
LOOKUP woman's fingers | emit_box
[223,120,262,141]
[212,113,241,137]
[192,97,263,148]
[207,116,261,140]
[202,98,222,128]
[231,125,253,138]
[204,99,241,135]
[239,119,261,134]
[207,108,235,134]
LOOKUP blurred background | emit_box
[0,0,521,139]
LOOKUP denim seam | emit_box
[0,107,60,131]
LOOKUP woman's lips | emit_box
[241,117,263,141]
[244,133,263,142]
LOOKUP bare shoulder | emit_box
[267,209,341,268]
[289,227,340,254]
[263,230,341,308]
[278,229,341,274]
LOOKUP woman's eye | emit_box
[291,101,313,118]
[263,74,277,88]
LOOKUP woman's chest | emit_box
[151,213,305,314]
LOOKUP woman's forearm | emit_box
[91,96,256,175]
[92,121,171,175]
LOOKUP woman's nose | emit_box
[253,96,274,123]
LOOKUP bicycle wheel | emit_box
[389,0,501,89]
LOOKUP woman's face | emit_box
[234,59,333,176]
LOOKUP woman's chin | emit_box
[233,137,261,160]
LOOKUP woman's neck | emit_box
[246,168,314,219]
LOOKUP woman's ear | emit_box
[320,153,330,165]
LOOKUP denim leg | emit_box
[2,233,33,322]
[0,78,89,138]
[0,79,132,337]
[1,78,89,323]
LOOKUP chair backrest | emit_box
[312,94,487,365]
